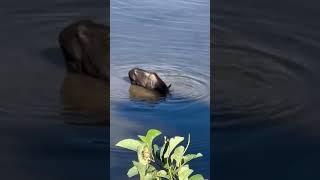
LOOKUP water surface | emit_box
[110,0,210,179]
[213,0,320,179]
[0,0,108,179]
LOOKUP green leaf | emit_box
[160,137,169,161]
[164,136,184,158]
[153,144,159,156]
[163,163,170,170]
[157,170,169,179]
[144,173,154,180]
[145,129,161,148]
[171,145,185,167]
[157,170,167,176]
[127,166,138,178]
[138,135,147,143]
[178,165,193,180]
[115,139,143,152]
[133,161,147,177]
[190,174,205,180]
[117,130,205,180]
[146,164,156,173]
[182,153,203,164]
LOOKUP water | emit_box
[110,0,210,179]
[213,0,320,179]
[5,0,318,179]
[0,0,108,179]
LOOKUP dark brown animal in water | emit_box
[58,20,109,126]
[59,20,109,80]
[128,68,171,94]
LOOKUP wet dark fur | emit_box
[59,20,109,80]
[128,68,171,94]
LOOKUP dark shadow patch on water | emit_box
[54,1,109,9]
[60,112,106,127]
[122,76,131,83]
[40,47,65,68]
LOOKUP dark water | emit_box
[0,0,107,179]
[213,0,320,179]
[110,0,210,179]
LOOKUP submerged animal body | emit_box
[128,68,171,94]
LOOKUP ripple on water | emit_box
[213,40,311,129]
[111,63,210,112]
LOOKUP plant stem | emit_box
[169,167,174,180]
[182,133,191,155]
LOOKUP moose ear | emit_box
[167,84,172,88]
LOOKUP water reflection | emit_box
[60,72,108,126]
[129,84,166,103]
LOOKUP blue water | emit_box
[110,0,210,179]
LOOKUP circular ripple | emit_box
[111,63,210,111]
[214,44,311,129]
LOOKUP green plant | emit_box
[115,129,205,180]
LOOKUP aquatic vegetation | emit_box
[116,129,205,180]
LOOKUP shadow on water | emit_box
[122,76,131,83]
[40,47,66,68]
